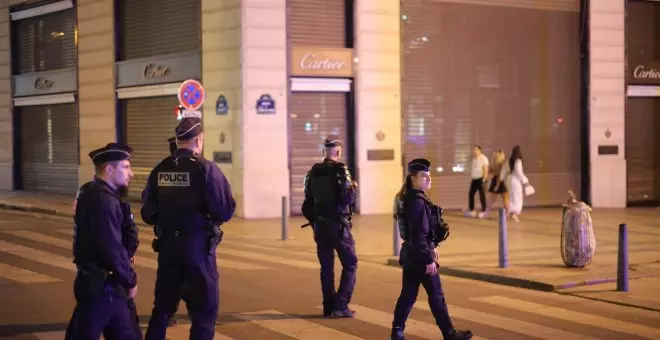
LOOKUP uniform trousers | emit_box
[392,264,453,334]
[313,222,358,314]
[65,285,139,340]
[145,233,219,340]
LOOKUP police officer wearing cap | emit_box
[391,159,473,340]
[142,112,236,340]
[65,143,139,340]
[301,135,358,318]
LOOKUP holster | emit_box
[207,225,223,255]
[151,238,161,253]
[73,264,108,301]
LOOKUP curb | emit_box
[385,257,660,293]
[0,202,63,217]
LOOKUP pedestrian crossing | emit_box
[3,227,660,339]
[22,299,660,340]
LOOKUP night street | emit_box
[0,210,659,340]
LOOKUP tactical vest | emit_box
[308,162,351,210]
[396,192,450,245]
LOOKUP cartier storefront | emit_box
[625,0,660,205]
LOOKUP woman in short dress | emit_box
[484,150,509,217]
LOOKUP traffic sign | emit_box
[177,79,206,111]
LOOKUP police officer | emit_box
[301,135,358,318]
[142,111,236,340]
[391,159,473,340]
[68,175,142,339]
[65,143,139,340]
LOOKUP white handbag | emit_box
[524,184,536,196]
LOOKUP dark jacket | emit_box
[401,189,436,266]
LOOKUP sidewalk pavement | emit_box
[1,190,660,311]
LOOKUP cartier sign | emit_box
[629,62,660,85]
[291,47,354,77]
[143,63,170,78]
[34,77,53,90]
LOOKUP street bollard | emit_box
[617,223,629,292]
[281,196,289,241]
[498,208,508,268]
[393,217,401,257]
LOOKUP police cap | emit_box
[175,117,203,141]
[407,158,431,173]
[88,143,133,166]
[323,135,343,148]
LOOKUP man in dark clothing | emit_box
[65,143,140,339]
[301,135,358,318]
[142,110,236,340]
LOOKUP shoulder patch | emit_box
[158,172,191,187]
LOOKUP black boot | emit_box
[444,327,473,340]
[390,326,404,340]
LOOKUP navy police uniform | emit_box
[142,115,236,340]
[65,143,140,340]
[301,135,358,318]
[391,159,472,340]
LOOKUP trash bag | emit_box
[561,190,596,267]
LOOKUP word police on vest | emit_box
[158,172,191,187]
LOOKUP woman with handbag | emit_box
[500,145,533,222]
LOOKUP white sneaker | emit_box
[477,212,487,219]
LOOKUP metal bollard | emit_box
[617,223,629,292]
[498,208,508,268]
[281,196,289,241]
[393,218,401,256]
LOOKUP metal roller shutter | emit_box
[624,1,660,204]
[118,0,201,60]
[401,0,581,209]
[12,7,76,73]
[19,104,79,194]
[123,96,181,200]
[288,0,345,47]
[289,92,348,214]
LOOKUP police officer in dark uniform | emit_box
[68,177,142,339]
[142,111,236,340]
[65,143,139,340]
[301,135,358,318]
[391,159,473,340]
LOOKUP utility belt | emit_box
[301,214,351,229]
[151,223,223,255]
[74,262,117,301]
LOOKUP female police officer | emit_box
[391,158,473,340]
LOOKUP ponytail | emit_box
[396,172,418,201]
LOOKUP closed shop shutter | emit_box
[401,0,581,209]
[289,0,345,47]
[12,7,76,73]
[118,0,200,60]
[19,104,79,194]
[122,96,181,200]
[625,1,660,204]
[625,99,659,203]
[289,92,348,214]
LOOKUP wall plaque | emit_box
[213,151,232,164]
[367,149,395,161]
[598,145,619,156]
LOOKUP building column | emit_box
[355,0,403,214]
[77,0,116,185]
[202,0,288,218]
[0,4,11,190]
[201,0,244,214]
[589,0,626,207]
